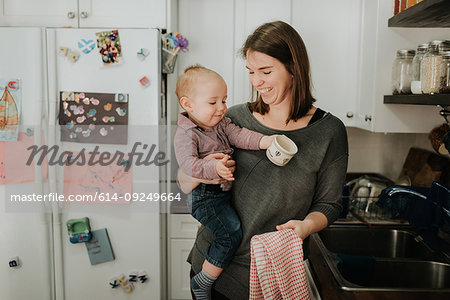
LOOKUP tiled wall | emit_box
[347,127,434,181]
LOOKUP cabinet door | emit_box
[170,239,196,300]
[357,0,446,133]
[291,0,361,127]
[78,0,166,28]
[0,0,78,27]
[233,0,292,107]
[177,0,235,106]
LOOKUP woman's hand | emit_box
[276,212,328,240]
[176,153,236,194]
[276,220,312,240]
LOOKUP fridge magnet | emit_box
[116,107,126,117]
[99,127,108,136]
[59,47,80,62]
[87,109,97,117]
[128,272,138,283]
[137,48,149,60]
[82,129,91,137]
[8,257,20,268]
[77,39,96,54]
[62,91,74,101]
[85,228,115,265]
[65,121,74,129]
[109,274,133,294]
[139,76,150,87]
[67,217,92,244]
[109,272,147,292]
[7,80,19,90]
[58,46,69,56]
[0,79,21,141]
[59,91,128,144]
[115,93,128,103]
[90,97,100,105]
[68,50,80,62]
[96,30,122,65]
[102,116,115,123]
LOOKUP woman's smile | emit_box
[259,87,272,95]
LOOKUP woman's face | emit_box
[246,50,292,106]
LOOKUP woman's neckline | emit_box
[244,102,329,133]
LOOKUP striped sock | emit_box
[191,270,217,300]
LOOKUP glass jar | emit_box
[439,51,450,94]
[411,43,428,94]
[392,49,415,94]
[421,40,442,94]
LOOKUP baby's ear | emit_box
[180,97,192,112]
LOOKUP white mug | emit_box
[266,135,298,166]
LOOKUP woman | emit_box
[180,20,348,299]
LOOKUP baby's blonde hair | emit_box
[175,64,223,101]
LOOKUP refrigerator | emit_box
[0,27,167,300]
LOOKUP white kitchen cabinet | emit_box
[290,0,362,128]
[77,0,166,28]
[170,239,196,300]
[0,0,78,27]
[356,0,446,133]
[168,214,200,300]
[0,0,166,28]
[177,0,447,132]
[177,0,364,128]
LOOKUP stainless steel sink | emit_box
[317,225,436,260]
[313,225,450,291]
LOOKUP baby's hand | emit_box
[259,135,277,150]
[216,155,235,181]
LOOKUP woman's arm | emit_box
[177,153,236,194]
[276,211,328,240]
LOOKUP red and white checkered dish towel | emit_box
[249,229,311,300]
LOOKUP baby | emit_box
[173,65,275,299]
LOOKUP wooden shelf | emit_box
[384,94,450,106]
[388,0,450,28]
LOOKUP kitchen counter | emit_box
[308,234,450,300]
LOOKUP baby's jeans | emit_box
[188,183,242,269]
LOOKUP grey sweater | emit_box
[187,103,348,299]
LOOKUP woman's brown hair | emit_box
[240,21,315,124]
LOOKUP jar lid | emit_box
[429,40,443,46]
[439,40,450,53]
[396,49,415,58]
[442,51,450,59]
[417,43,429,51]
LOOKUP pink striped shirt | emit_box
[174,112,264,190]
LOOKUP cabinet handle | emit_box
[365,115,372,122]
[346,112,354,118]
[80,11,88,19]
[67,12,76,19]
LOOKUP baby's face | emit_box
[187,76,228,130]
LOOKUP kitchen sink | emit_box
[317,225,436,260]
[312,225,450,291]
